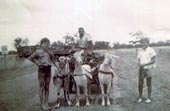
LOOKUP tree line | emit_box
[1,36,170,55]
[112,40,170,49]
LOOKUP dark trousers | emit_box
[138,67,152,98]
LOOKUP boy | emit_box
[28,38,58,110]
[137,38,156,103]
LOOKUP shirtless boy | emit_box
[28,38,58,110]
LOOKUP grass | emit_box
[0,47,170,111]
[0,63,36,83]
[0,63,38,111]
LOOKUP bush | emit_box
[8,50,17,55]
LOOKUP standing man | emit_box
[28,38,58,110]
[137,38,157,103]
[74,27,93,50]
[73,27,94,63]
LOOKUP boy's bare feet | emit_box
[41,104,49,110]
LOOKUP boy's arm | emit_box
[28,51,41,66]
[137,51,141,66]
[51,57,58,69]
[144,56,156,66]
[141,48,156,67]
[49,51,58,69]
[140,56,156,67]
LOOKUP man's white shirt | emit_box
[137,47,156,69]
[74,33,92,48]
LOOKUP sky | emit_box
[1,0,170,50]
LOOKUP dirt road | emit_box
[0,49,170,111]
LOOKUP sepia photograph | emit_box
[0,0,170,111]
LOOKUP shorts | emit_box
[38,65,51,78]
[139,67,152,78]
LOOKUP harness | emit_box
[73,74,85,76]
[73,73,92,80]
[54,74,68,79]
[98,69,114,87]
[99,70,114,78]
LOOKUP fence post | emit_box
[3,54,7,69]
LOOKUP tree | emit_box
[14,37,29,49]
[94,41,111,49]
[51,42,58,48]
[113,42,120,49]
[63,33,75,45]
[21,38,29,46]
[157,41,165,46]
[129,31,146,47]
[14,37,22,49]
[56,41,65,46]
[8,50,17,55]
